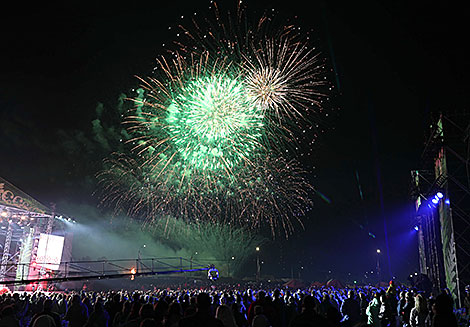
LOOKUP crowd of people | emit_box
[0,281,469,327]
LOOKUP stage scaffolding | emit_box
[0,178,214,290]
[0,177,73,289]
[411,110,470,307]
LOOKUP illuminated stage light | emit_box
[436,192,444,199]
[445,199,450,205]
[414,225,419,231]
[431,198,439,205]
[208,266,219,281]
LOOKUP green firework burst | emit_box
[99,3,329,237]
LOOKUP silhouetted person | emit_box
[164,302,182,327]
[0,305,20,327]
[231,302,248,327]
[385,286,397,326]
[340,290,360,326]
[285,296,298,326]
[272,290,285,327]
[409,294,427,327]
[464,286,470,315]
[32,315,56,327]
[318,294,332,317]
[358,293,368,323]
[326,306,341,327]
[397,291,406,325]
[215,305,237,327]
[247,291,276,327]
[106,293,122,323]
[251,306,270,327]
[87,301,110,327]
[128,302,142,322]
[378,293,393,327]
[31,299,62,327]
[124,303,154,327]
[424,296,435,327]
[65,295,89,327]
[289,295,328,327]
[113,301,132,327]
[366,294,380,327]
[431,294,457,327]
[178,293,223,327]
[154,299,169,325]
[402,292,415,327]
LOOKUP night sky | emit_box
[1,1,469,282]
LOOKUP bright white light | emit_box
[36,234,65,270]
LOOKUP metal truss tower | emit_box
[412,110,470,307]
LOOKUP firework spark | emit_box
[243,37,325,123]
[177,2,328,125]
[99,2,329,237]
[126,53,266,180]
[237,157,313,238]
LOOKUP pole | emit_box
[377,253,381,283]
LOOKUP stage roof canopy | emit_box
[0,177,50,215]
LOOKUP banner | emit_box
[435,120,459,303]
